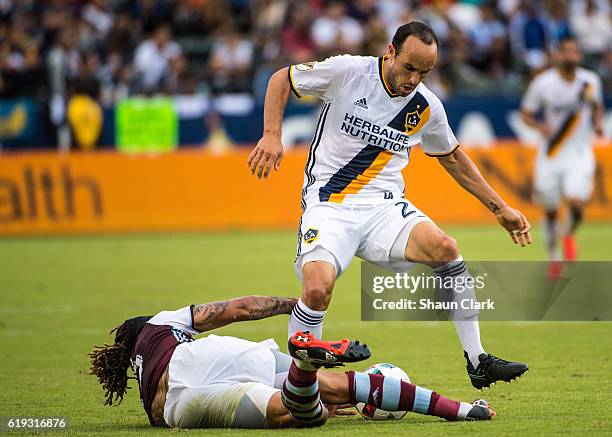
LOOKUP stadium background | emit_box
[1,0,611,435]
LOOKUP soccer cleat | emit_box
[466,352,529,390]
[563,235,577,261]
[288,330,371,368]
[466,399,495,420]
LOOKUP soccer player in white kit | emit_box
[248,22,531,389]
[521,36,604,277]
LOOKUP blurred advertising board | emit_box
[115,97,178,153]
[0,144,611,235]
[0,99,49,149]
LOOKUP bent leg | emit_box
[302,260,336,310]
[543,209,560,260]
[293,202,361,339]
[403,221,485,368]
[288,259,336,339]
[403,221,459,266]
[279,359,328,427]
[566,198,586,236]
[563,152,593,239]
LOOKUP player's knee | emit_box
[302,262,335,310]
[302,279,334,310]
[545,209,558,221]
[567,199,585,213]
[432,235,460,262]
[570,206,583,218]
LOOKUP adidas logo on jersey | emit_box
[354,97,368,109]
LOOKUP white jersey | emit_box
[289,55,458,208]
[521,67,603,160]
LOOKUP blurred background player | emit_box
[89,294,494,429]
[521,36,605,277]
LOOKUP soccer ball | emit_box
[355,363,411,420]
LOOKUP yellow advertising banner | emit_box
[0,144,611,235]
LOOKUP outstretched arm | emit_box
[192,295,297,332]
[247,67,291,178]
[436,148,532,246]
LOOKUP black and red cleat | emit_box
[288,331,371,368]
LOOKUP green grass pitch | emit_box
[1,224,611,435]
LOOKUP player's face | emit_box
[557,40,582,72]
[386,36,437,97]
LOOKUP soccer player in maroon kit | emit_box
[90,294,494,428]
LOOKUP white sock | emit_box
[434,256,485,369]
[454,317,485,368]
[457,402,473,420]
[288,299,326,340]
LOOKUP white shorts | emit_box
[534,151,595,210]
[163,335,288,429]
[295,197,432,279]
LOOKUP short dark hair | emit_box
[392,22,439,53]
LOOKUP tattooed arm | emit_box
[437,148,532,246]
[191,296,298,332]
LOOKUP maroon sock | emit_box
[346,370,461,420]
[282,362,323,423]
[427,391,461,421]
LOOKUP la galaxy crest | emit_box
[387,92,431,136]
[303,228,319,244]
[404,110,421,135]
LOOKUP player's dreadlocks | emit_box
[88,315,152,406]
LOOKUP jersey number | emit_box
[395,201,416,218]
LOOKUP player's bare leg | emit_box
[543,209,563,277]
[288,261,336,339]
[564,198,587,261]
[403,221,528,389]
[265,393,303,428]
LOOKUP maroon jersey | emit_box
[131,307,196,425]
